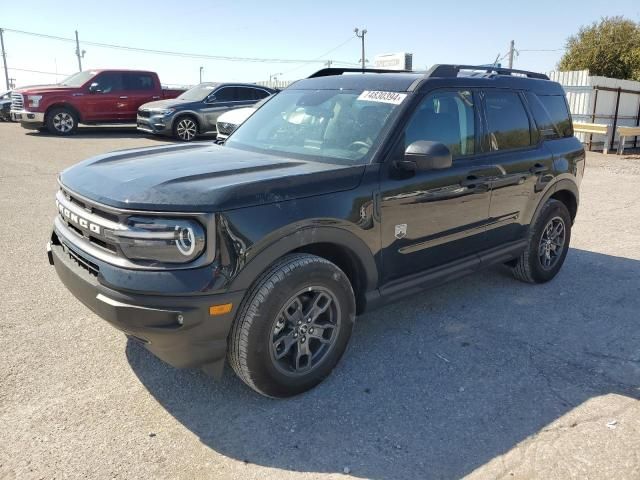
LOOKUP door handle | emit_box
[529,164,549,175]
[119,96,128,99]
[152,96,160,99]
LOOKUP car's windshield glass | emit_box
[178,83,219,101]
[226,89,405,164]
[59,71,98,87]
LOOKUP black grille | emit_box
[217,122,237,135]
[11,93,23,110]
[137,109,150,118]
[62,242,99,277]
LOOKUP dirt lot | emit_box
[0,122,639,480]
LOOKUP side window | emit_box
[235,87,256,101]
[123,73,155,91]
[484,90,531,150]
[404,90,475,157]
[527,93,573,138]
[252,88,270,100]
[92,72,123,93]
[214,87,236,102]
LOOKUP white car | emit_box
[215,94,274,142]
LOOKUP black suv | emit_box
[49,65,584,397]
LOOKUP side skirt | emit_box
[364,239,527,312]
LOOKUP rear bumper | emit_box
[11,109,45,128]
[48,234,245,375]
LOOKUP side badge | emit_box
[395,224,407,239]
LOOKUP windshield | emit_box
[178,83,219,101]
[59,71,98,87]
[226,89,405,164]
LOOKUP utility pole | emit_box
[75,30,83,71]
[199,66,203,83]
[354,27,367,72]
[507,40,515,69]
[325,60,333,68]
[0,28,10,90]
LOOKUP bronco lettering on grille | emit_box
[56,199,101,234]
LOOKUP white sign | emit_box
[358,90,407,105]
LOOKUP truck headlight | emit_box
[28,95,43,108]
[104,217,206,264]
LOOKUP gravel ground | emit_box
[0,122,639,480]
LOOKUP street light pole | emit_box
[199,66,204,83]
[354,27,367,72]
[0,28,10,90]
[269,72,282,87]
[75,30,83,72]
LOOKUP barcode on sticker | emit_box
[358,90,407,105]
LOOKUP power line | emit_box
[2,27,358,65]
[5,66,70,76]
[280,36,358,75]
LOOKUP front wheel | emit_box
[512,199,572,283]
[228,254,356,398]
[172,116,198,141]
[45,107,78,135]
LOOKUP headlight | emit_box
[104,217,206,264]
[28,95,43,108]
[161,108,175,116]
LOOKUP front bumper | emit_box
[48,232,245,376]
[137,113,172,136]
[11,109,45,128]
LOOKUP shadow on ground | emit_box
[126,248,640,479]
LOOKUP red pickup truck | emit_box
[10,69,184,135]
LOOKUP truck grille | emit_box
[11,93,24,110]
[216,122,237,136]
[137,109,150,118]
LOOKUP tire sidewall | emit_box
[241,259,355,397]
[528,200,571,282]
[46,107,78,136]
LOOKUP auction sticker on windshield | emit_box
[358,90,407,105]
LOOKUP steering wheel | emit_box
[348,141,371,151]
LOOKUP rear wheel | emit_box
[172,116,198,141]
[228,254,356,398]
[512,199,571,283]
[46,107,78,135]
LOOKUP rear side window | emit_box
[484,90,531,150]
[235,87,256,101]
[123,73,155,91]
[526,93,573,139]
[252,88,270,100]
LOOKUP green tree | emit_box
[558,16,640,81]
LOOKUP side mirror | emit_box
[397,141,453,172]
[205,96,216,104]
[88,82,102,93]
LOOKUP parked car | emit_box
[137,83,276,141]
[48,65,584,398]
[215,94,274,142]
[10,70,184,135]
[0,90,12,121]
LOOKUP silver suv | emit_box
[137,82,276,141]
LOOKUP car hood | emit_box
[59,143,365,212]
[15,84,80,95]
[139,98,195,110]
[217,107,256,125]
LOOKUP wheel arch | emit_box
[172,112,201,133]
[45,103,82,123]
[531,178,579,226]
[229,227,378,315]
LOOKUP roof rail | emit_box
[425,64,549,80]
[308,67,412,78]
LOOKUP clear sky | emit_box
[2,0,639,89]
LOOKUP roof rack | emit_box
[307,67,412,78]
[425,64,549,80]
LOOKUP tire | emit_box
[512,199,571,283]
[228,253,356,398]
[45,107,78,136]
[172,115,198,141]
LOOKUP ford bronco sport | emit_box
[48,65,584,397]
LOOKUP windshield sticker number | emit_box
[358,90,407,105]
